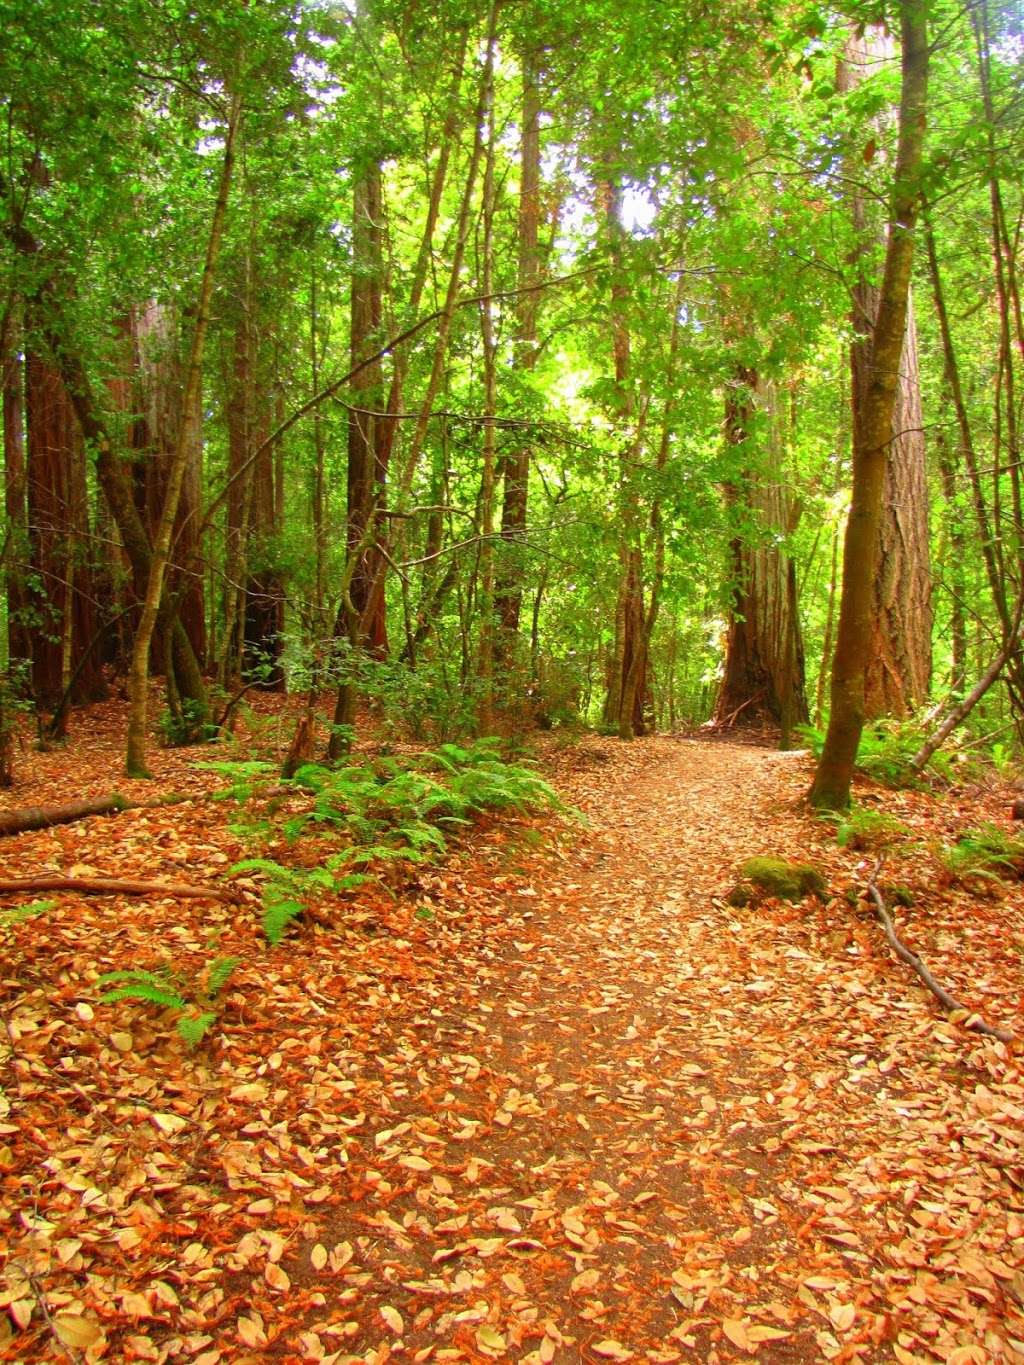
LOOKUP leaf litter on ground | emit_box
[0,698,1022,1362]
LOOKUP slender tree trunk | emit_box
[243,401,285,689]
[475,69,499,731]
[495,46,543,662]
[839,25,932,719]
[2,301,30,671]
[125,88,241,777]
[810,0,929,808]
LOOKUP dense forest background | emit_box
[1,0,1021,797]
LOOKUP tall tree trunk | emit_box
[134,302,207,676]
[839,25,932,718]
[495,46,543,661]
[475,66,499,731]
[810,0,929,809]
[125,87,241,777]
[2,301,31,672]
[25,353,72,711]
[344,156,388,660]
[244,401,285,689]
[24,352,103,715]
[714,373,808,735]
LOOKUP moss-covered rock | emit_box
[734,856,826,903]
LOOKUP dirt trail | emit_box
[1,730,1022,1364]
[291,736,1023,1364]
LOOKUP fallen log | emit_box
[0,791,191,839]
[865,860,1013,1044]
[0,876,235,901]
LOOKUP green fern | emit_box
[205,955,240,997]
[0,898,56,929]
[834,806,910,851]
[99,968,188,1012]
[942,823,1024,882]
[176,1011,217,1047]
[98,956,239,1048]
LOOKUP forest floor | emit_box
[1,698,1024,1364]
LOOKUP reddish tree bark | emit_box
[25,352,104,711]
[714,374,808,739]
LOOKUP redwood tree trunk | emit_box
[810,0,929,808]
[714,373,809,735]
[25,353,104,712]
[495,46,543,660]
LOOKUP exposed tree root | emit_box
[0,876,235,901]
[865,860,1014,1044]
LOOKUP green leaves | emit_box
[98,956,239,1047]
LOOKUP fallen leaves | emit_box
[1,720,1023,1362]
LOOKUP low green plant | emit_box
[158,697,216,748]
[98,955,239,1047]
[798,718,950,788]
[230,858,335,944]
[834,805,911,851]
[218,739,563,944]
[941,823,1024,882]
[0,898,56,930]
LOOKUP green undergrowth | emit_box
[833,805,912,852]
[204,738,565,946]
[798,719,952,788]
[98,955,239,1048]
[93,741,564,1047]
[940,822,1024,883]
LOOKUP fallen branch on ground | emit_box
[0,791,197,839]
[0,876,236,901]
[865,859,1013,1044]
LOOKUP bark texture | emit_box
[841,26,932,718]
[714,373,808,739]
[810,0,929,809]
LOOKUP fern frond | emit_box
[176,1011,216,1047]
[205,956,239,998]
[101,981,187,1011]
[263,897,305,946]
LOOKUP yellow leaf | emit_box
[264,1263,290,1292]
[53,1314,102,1348]
[237,1315,267,1348]
[380,1305,404,1334]
[476,1325,507,1354]
[150,1112,187,1136]
[398,1155,432,1171]
[829,1303,855,1332]
[593,1342,633,1361]
[151,1280,179,1308]
[722,1319,753,1352]
[747,1326,791,1343]
[572,1269,601,1293]
[9,1300,33,1330]
[310,1243,328,1270]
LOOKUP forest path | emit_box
[289,734,1022,1364]
[2,724,1022,1363]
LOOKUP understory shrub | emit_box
[798,718,951,788]
[834,805,911,851]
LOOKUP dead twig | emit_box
[865,858,1014,1044]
